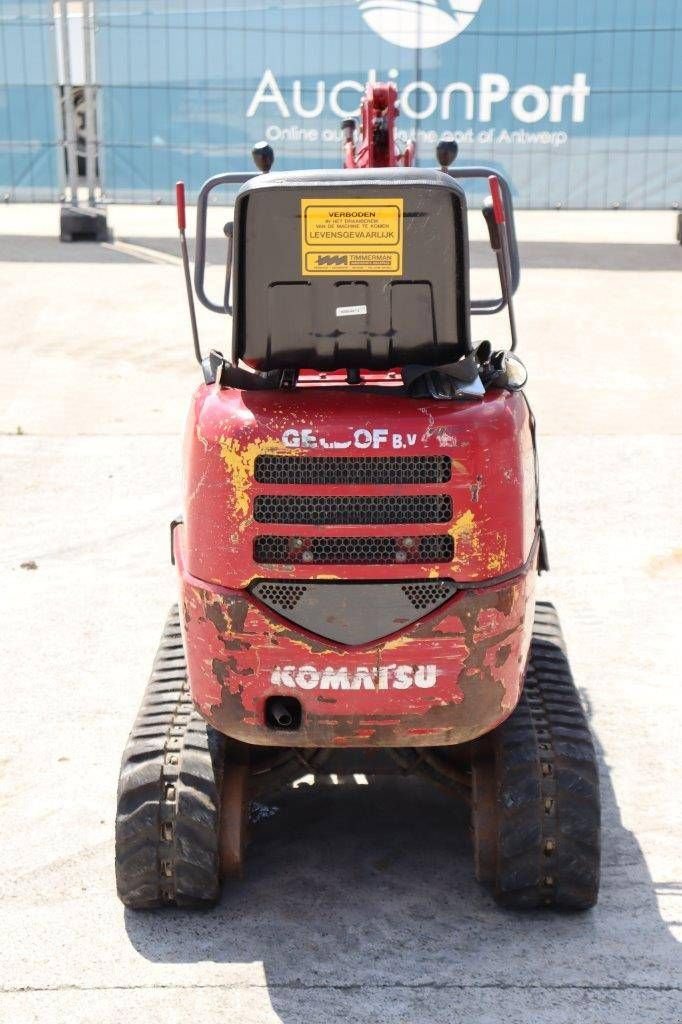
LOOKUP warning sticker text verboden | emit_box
[301,198,403,276]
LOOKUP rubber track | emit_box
[115,606,226,909]
[493,601,601,909]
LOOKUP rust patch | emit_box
[495,584,516,616]
[212,658,230,688]
[269,621,331,654]
[204,592,250,635]
[224,637,250,651]
[495,643,512,667]
[205,600,229,634]
[456,672,505,726]
[183,574,535,748]
[212,656,255,684]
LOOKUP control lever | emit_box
[175,180,202,366]
[482,197,502,251]
[436,138,458,172]
[251,141,274,173]
[222,221,233,315]
[341,118,356,168]
[486,175,518,352]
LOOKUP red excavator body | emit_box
[174,384,538,747]
[115,81,600,914]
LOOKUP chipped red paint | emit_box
[175,380,539,747]
[181,384,537,587]
[176,541,536,747]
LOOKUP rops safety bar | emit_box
[183,159,520,367]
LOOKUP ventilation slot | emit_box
[254,455,451,486]
[253,582,308,612]
[253,535,454,565]
[401,581,457,611]
[253,494,452,525]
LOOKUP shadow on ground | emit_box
[0,236,138,263]
[2,235,680,271]
[127,237,682,272]
[124,691,680,1021]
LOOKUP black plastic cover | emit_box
[250,579,457,646]
[231,168,470,371]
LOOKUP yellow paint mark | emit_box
[383,633,414,651]
[451,459,468,476]
[449,509,476,542]
[485,533,508,574]
[218,436,294,517]
[448,508,486,570]
[487,550,506,573]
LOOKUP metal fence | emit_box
[90,0,682,208]
[1,1,681,208]
[0,0,61,200]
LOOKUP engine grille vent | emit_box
[253,534,454,565]
[401,581,456,611]
[254,455,451,486]
[253,494,452,526]
[253,582,308,612]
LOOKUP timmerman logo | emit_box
[357,0,484,50]
[271,664,439,690]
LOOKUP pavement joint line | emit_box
[101,240,182,266]
[3,982,682,994]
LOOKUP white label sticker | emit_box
[336,304,367,317]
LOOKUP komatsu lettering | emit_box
[271,665,439,690]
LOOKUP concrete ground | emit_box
[0,203,680,1024]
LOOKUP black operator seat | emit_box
[230,168,471,372]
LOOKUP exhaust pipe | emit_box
[269,700,294,728]
[265,697,301,731]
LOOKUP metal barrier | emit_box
[54,0,108,238]
[91,0,681,209]
[0,0,61,201]
[0,0,103,212]
[0,2,680,209]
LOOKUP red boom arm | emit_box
[343,82,414,169]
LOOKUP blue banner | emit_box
[0,1,60,201]
[95,0,682,207]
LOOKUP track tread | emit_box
[491,601,601,910]
[115,605,226,909]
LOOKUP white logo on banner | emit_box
[357,0,484,50]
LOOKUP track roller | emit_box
[472,601,601,909]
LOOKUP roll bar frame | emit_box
[189,166,521,363]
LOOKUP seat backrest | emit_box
[231,168,470,372]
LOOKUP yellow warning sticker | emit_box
[301,198,403,276]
